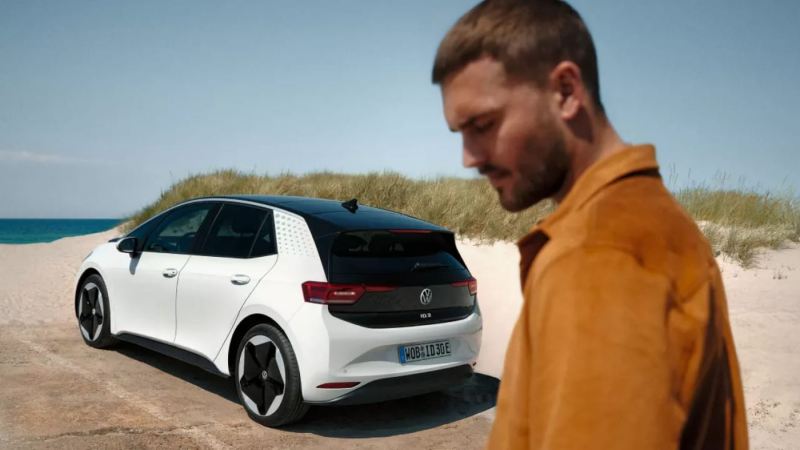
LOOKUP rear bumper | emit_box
[307,364,473,406]
[288,303,482,403]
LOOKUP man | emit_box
[432,1,747,449]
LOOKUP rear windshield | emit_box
[328,230,468,284]
[332,231,454,258]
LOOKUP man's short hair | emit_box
[432,0,605,114]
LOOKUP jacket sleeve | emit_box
[524,245,681,450]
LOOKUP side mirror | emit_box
[116,237,139,255]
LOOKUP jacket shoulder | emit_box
[544,177,716,299]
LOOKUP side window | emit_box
[200,204,267,258]
[250,211,277,257]
[127,213,166,243]
[144,203,214,254]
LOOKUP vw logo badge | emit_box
[420,288,433,305]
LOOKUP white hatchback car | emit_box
[75,196,482,426]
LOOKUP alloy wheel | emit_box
[78,282,104,341]
[239,335,286,416]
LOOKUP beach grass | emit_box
[124,169,800,267]
[678,188,800,266]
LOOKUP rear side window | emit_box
[200,204,267,258]
[250,212,277,257]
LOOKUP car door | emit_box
[111,201,217,342]
[174,203,278,361]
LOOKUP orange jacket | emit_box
[487,145,747,449]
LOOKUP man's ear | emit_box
[549,61,585,121]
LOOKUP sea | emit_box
[0,219,123,244]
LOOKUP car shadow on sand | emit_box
[286,374,498,438]
[113,342,499,438]
[113,341,240,402]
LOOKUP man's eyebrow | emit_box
[450,116,478,133]
[450,110,495,132]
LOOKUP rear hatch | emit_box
[322,230,477,328]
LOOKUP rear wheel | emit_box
[76,274,116,348]
[234,323,308,426]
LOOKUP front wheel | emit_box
[76,274,116,348]
[234,323,308,426]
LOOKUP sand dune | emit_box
[0,229,798,448]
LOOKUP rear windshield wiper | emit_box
[411,262,448,272]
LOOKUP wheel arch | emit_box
[227,313,287,376]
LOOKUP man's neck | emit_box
[552,115,626,204]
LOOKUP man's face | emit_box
[442,57,569,212]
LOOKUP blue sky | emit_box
[1,0,798,218]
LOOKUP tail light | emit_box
[452,277,478,296]
[302,281,395,305]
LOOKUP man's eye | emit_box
[474,120,493,133]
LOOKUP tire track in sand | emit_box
[15,336,230,449]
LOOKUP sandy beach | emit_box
[0,229,798,448]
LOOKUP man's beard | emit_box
[498,130,569,212]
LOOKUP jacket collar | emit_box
[517,144,659,250]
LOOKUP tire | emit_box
[76,274,117,349]
[234,323,308,427]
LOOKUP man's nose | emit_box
[462,138,487,169]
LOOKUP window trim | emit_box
[190,203,223,255]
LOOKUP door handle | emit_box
[231,274,251,285]
[162,268,178,278]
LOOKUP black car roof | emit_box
[204,195,448,235]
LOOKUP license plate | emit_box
[398,340,451,364]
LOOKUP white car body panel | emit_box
[105,248,189,342]
[212,254,328,374]
[174,253,277,362]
